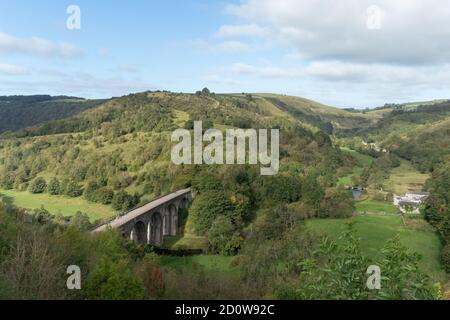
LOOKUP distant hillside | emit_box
[0,95,106,133]
[384,99,449,111]
[226,93,376,134]
[0,92,387,137]
[1,90,448,174]
[0,91,351,216]
[341,100,450,172]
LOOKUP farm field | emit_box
[355,199,399,214]
[305,213,446,284]
[0,189,116,221]
[383,160,430,195]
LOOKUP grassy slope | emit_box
[305,213,446,283]
[0,189,116,221]
[239,93,376,131]
[383,160,430,194]
[330,143,445,282]
[338,147,374,186]
[355,200,399,214]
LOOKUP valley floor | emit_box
[305,211,446,285]
[0,146,447,290]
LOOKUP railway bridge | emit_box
[93,188,192,246]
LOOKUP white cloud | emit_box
[216,24,267,38]
[202,74,243,86]
[0,32,83,58]
[229,63,304,78]
[217,41,250,53]
[189,39,250,54]
[228,60,450,87]
[0,69,157,98]
[215,0,450,106]
[224,0,450,65]
[0,63,29,75]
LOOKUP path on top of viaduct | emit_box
[93,188,192,247]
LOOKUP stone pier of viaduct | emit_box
[93,188,192,246]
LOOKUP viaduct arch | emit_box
[93,188,192,246]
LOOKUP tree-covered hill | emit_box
[0,91,354,228]
[0,95,106,134]
[0,90,448,299]
[341,100,450,172]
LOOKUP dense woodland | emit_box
[0,91,449,300]
[424,160,450,272]
[0,95,105,134]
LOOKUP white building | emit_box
[393,192,430,214]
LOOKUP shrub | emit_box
[47,178,61,195]
[84,181,100,202]
[84,257,146,300]
[96,188,114,205]
[65,181,83,197]
[140,259,164,298]
[28,177,47,194]
[112,191,139,211]
[189,191,234,235]
[207,216,243,256]
[71,212,92,231]
[33,206,54,224]
[441,243,450,273]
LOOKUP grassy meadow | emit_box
[338,147,374,186]
[0,189,116,221]
[383,160,430,194]
[305,213,446,284]
[355,199,399,214]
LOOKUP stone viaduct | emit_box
[93,188,192,246]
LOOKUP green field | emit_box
[0,189,116,221]
[383,160,430,195]
[356,200,399,214]
[160,255,236,275]
[305,214,446,283]
[338,147,374,186]
[164,234,208,251]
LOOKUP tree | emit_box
[65,181,82,197]
[275,226,436,300]
[207,216,242,256]
[292,224,369,300]
[71,211,92,231]
[302,173,325,209]
[47,178,61,195]
[84,181,100,202]
[84,257,146,300]
[96,187,114,205]
[201,87,211,95]
[189,191,234,235]
[112,191,138,211]
[28,177,47,194]
[33,206,54,224]
[319,187,355,218]
[441,244,450,273]
[376,236,435,300]
[0,172,14,190]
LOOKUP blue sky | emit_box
[1,0,450,108]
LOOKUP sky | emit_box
[1,0,450,108]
